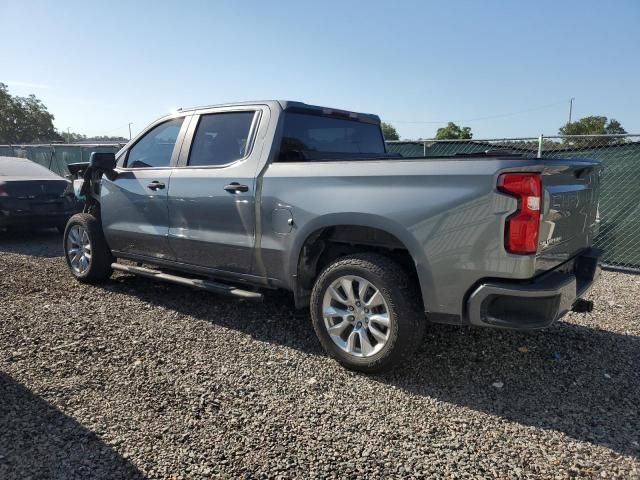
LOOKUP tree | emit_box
[57,132,128,143]
[603,119,626,135]
[86,135,128,142]
[0,84,13,142]
[0,82,61,143]
[59,131,87,143]
[435,122,472,140]
[381,121,399,141]
[559,116,626,146]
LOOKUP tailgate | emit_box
[537,160,601,268]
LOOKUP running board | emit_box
[111,263,263,301]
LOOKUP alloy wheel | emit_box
[322,275,392,358]
[66,225,92,274]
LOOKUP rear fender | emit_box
[288,213,435,310]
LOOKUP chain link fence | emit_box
[0,143,124,178]
[387,135,640,272]
[1,137,638,271]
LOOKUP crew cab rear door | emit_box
[167,105,267,274]
[101,115,190,260]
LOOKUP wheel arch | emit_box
[289,213,433,309]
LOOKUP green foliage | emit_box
[59,132,128,143]
[559,116,627,146]
[0,83,127,144]
[435,122,472,140]
[605,119,626,135]
[0,84,13,142]
[381,121,399,141]
[88,135,128,142]
[0,82,61,143]
[60,131,87,143]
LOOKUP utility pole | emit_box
[128,122,133,140]
[66,127,70,143]
[568,97,575,124]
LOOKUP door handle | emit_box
[224,182,249,193]
[147,181,165,191]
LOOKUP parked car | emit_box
[0,156,77,233]
[62,101,601,372]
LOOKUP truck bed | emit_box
[259,155,600,319]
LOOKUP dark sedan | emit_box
[0,156,77,232]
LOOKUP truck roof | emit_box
[178,100,381,125]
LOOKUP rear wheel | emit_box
[310,253,425,373]
[64,213,113,283]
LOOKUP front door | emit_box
[101,116,188,260]
[167,109,262,274]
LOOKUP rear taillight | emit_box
[497,173,541,254]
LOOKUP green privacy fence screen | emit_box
[1,137,638,271]
[387,136,640,271]
[0,143,124,178]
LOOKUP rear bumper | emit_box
[467,248,601,329]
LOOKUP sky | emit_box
[1,0,639,140]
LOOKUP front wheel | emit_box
[310,253,425,373]
[63,213,113,283]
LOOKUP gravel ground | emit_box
[0,230,639,479]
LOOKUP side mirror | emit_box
[67,161,90,178]
[89,152,116,171]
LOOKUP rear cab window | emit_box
[278,112,386,162]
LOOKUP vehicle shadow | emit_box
[104,273,323,355]
[102,274,639,458]
[0,372,145,479]
[379,321,640,458]
[0,228,62,258]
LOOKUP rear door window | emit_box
[188,111,256,167]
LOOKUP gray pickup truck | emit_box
[63,100,601,372]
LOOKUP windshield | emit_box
[279,112,386,161]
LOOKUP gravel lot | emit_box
[1,230,639,479]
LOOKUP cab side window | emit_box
[188,112,256,167]
[126,118,184,168]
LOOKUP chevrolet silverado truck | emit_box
[63,100,601,372]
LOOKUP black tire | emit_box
[63,213,113,283]
[310,253,425,373]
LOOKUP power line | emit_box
[389,99,567,125]
[98,122,134,135]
